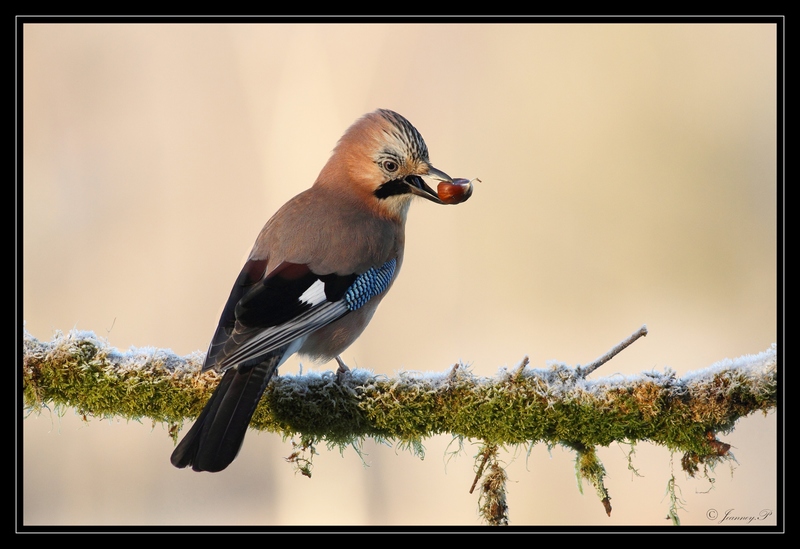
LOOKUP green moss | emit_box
[23,331,777,526]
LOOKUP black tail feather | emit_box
[170,352,282,472]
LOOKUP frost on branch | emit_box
[22,328,777,524]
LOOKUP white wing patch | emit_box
[299,279,328,307]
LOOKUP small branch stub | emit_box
[473,444,508,526]
[578,324,648,377]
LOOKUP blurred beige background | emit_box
[22,22,778,527]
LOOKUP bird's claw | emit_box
[335,356,351,383]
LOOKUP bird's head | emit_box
[319,109,453,216]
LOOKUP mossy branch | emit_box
[22,328,777,524]
[22,328,777,450]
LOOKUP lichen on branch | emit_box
[23,330,776,459]
[22,328,777,524]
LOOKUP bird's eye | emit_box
[382,160,399,173]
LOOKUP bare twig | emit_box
[578,324,648,377]
[470,446,493,494]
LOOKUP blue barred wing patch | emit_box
[343,258,397,311]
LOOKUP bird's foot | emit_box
[335,356,350,383]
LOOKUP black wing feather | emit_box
[204,259,356,373]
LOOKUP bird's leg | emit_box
[335,355,350,383]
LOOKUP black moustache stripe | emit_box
[374,178,412,199]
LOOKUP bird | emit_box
[170,109,457,472]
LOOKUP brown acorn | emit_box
[437,178,475,205]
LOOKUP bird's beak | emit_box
[426,166,453,183]
[405,166,453,205]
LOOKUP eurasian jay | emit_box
[171,109,464,472]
